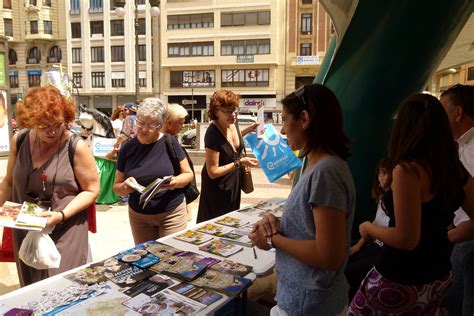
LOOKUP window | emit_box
[301,0,312,4]
[300,43,311,56]
[8,49,17,64]
[30,21,38,34]
[91,47,104,62]
[138,45,146,61]
[301,13,312,34]
[28,71,41,87]
[138,18,146,35]
[168,42,214,57]
[90,21,103,36]
[29,0,37,5]
[466,67,474,81]
[91,72,105,87]
[9,72,18,88]
[44,20,52,34]
[167,13,214,29]
[221,69,269,87]
[111,45,125,62]
[72,72,82,88]
[221,11,271,27]
[139,71,146,87]
[47,46,61,63]
[170,70,215,88]
[4,18,12,36]
[43,0,51,6]
[221,39,270,56]
[3,0,12,9]
[70,0,80,13]
[71,47,81,63]
[111,71,125,87]
[90,0,102,12]
[27,47,41,64]
[71,22,81,38]
[110,19,124,36]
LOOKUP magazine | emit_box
[176,251,221,267]
[64,257,121,285]
[196,223,233,236]
[191,270,252,296]
[0,201,48,231]
[123,276,177,298]
[169,283,223,306]
[174,230,214,245]
[198,239,243,257]
[126,175,173,209]
[122,289,205,315]
[210,259,253,277]
[215,216,249,228]
[144,241,182,259]
[150,256,208,282]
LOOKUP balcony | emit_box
[47,56,61,63]
[27,57,40,64]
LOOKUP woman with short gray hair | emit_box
[113,98,193,244]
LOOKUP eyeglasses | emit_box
[37,122,64,131]
[294,86,306,106]
[220,108,237,116]
[137,119,160,130]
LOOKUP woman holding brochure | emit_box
[0,86,99,286]
[113,98,193,244]
[250,84,355,315]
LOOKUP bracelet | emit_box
[267,235,274,248]
[233,159,241,169]
[59,210,65,223]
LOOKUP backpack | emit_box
[164,134,200,204]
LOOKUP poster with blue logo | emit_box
[245,124,302,183]
[92,137,116,157]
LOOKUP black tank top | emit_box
[375,188,464,285]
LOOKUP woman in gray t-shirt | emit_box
[250,84,355,315]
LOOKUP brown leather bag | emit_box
[241,165,254,194]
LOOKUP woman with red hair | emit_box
[0,86,99,286]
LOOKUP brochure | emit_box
[0,201,48,231]
[144,241,182,259]
[191,270,252,296]
[221,234,253,247]
[123,278,176,298]
[176,251,221,267]
[174,230,214,245]
[210,259,253,277]
[198,239,243,257]
[169,283,223,306]
[105,262,155,287]
[196,223,233,236]
[126,175,173,209]
[122,289,205,315]
[65,257,120,285]
[215,216,249,228]
[150,256,207,282]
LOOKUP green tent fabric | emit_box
[95,157,120,205]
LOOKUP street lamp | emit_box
[115,0,160,104]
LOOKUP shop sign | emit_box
[237,55,254,63]
[296,55,320,65]
[240,98,276,109]
[183,82,214,88]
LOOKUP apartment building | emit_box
[2,0,67,111]
[161,0,286,122]
[64,0,160,114]
[285,0,334,95]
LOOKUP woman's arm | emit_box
[42,139,100,225]
[113,170,134,197]
[240,123,259,137]
[0,134,19,205]
[166,158,193,189]
[205,148,239,179]
[359,164,422,251]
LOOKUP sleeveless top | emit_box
[376,187,464,285]
[11,130,86,229]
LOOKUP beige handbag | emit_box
[241,165,254,194]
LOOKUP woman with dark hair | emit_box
[348,94,474,314]
[0,86,99,286]
[250,84,355,315]
[197,89,258,223]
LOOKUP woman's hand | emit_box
[256,213,280,236]
[359,221,374,239]
[249,222,273,250]
[349,238,366,256]
[39,210,63,226]
[241,157,259,168]
[117,177,137,197]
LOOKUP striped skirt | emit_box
[348,267,451,315]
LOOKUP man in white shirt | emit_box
[440,84,474,316]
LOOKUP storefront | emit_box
[239,95,281,123]
[168,95,207,123]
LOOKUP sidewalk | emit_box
[0,156,291,295]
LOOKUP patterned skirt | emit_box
[348,267,451,315]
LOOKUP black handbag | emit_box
[165,135,200,204]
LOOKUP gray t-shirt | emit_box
[275,156,356,315]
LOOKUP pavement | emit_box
[0,153,292,296]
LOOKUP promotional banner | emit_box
[245,124,302,183]
[0,90,10,152]
[92,136,115,157]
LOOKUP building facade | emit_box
[2,0,67,113]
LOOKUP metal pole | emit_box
[135,0,140,104]
[191,88,194,120]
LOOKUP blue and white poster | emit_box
[246,124,302,183]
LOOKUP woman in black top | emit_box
[348,94,474,315]
[197,90,258,223]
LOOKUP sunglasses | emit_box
[294,85,306,106]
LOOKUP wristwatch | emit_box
[234,159,241,169]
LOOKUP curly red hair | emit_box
[208,89,240,120]
[16,86,76,128]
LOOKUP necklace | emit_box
[36,133,63,192]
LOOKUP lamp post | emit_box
[115,0,160,104]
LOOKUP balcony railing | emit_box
[27,57,40,64]
[47,56,60,63]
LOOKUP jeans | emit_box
[444,240,474,316]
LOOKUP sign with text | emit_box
[296,55,320,65]
[240,98,276,109]
[237,55,254,63]
[92,137,116,157]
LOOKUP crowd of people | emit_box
[1,83,474,315]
